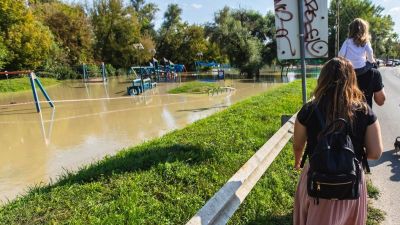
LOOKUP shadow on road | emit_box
[369,149,400,181]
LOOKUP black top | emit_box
[297,101,377,160]
[357,68,384,107]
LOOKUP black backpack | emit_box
[300,105,362,203]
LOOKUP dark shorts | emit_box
[355,62,376,76]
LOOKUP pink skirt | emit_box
[293,164,367,225]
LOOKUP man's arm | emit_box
[372,69,385,106]
[374,89,386,106]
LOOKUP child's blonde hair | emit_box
[348,18,370,47]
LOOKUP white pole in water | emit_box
[298,0,307,104]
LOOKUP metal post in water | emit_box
[34,75,54,108]
[101,62,107,82]
[298,0,307,104]
[83,64,87,82]
[29,72,41,113]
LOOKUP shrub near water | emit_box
[0,80,316,224]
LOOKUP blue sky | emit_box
[146,0,400,35]
[66,0,399,35]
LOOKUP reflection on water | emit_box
[0,76,296,202]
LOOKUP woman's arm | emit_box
[364,120,383,160]
[293,118,307,169]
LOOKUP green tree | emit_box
[0,0,55,70]
[207,7,273,78]
[130,0,159,36]
[33,2,94,65]
[162,4,182,30]
[139,34,156,65]
[157,5,221,70]
[0,0,27,32]
[6,18,54,69]
[0,37,8,69]
[91,0,142,68]
[382,33,398,60]
[328,0,395,58]
[156,4,183,63]
[177,25,209,70]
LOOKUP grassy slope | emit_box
[0,77,60,93]
[168,81,219,94]
[0,80,326,225]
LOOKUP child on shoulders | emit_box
[338,18,375,75]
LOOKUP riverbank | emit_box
[0,79,381,224]
[0,77,60,93]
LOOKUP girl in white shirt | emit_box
[338,18,375,75]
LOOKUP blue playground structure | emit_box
[127,66,157,96]
[126,77,156,95]
[129,58,187,83]
[195,61,228,81]
[155,58,186,82]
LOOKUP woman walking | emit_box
[293,57,383,225]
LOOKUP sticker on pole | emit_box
[274,0,328,60]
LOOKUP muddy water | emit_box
[0,76,287,202]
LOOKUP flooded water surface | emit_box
[0,76,287,202]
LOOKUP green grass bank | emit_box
[0,77,60,93]
[0,79,380,224]
[167,81,219,94]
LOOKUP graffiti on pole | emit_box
[274,0,328,60]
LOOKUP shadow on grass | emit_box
[34,142,214,193]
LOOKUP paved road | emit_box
[369,67,400,225]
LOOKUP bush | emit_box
[200,66,213,71]
[50,65,80,80]
[86,64,101,78]
[116,68,128,76]
[105,64,116,76]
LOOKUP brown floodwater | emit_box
[0,76,289,203]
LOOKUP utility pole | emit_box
[298,0,307,104]
[335,0,340,56]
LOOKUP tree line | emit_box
[0,0,398,79]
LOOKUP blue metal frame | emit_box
[29,72,55,113]
[29,73,41,113]
[34,78,55,108]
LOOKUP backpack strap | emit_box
[300,104,325,168]
[363,152,371,173]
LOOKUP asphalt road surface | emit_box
[369,67,400,225]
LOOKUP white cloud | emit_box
[388,7,400,14]
[191,3,203,9]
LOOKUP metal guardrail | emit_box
[186,114,296,225]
